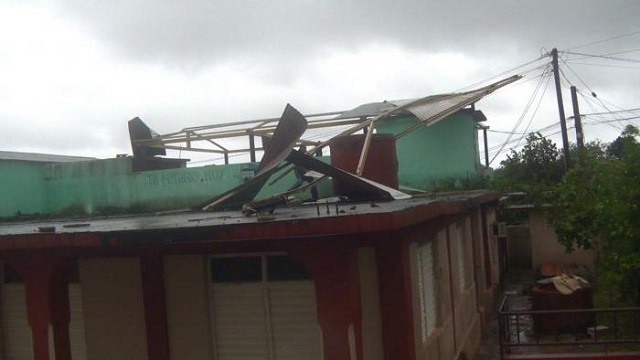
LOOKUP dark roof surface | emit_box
[0,192,499,239]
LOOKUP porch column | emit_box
[376,240,417,360]
[291,245,362,360]
[50,265,72,360]
[7,256,73,360]
[140,255,170,360]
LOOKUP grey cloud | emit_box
[50,0,638,67]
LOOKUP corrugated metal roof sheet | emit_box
[333,101,399,120]
[256,104,307,175]
[333,76,520,125]
[0,151,95,163]
[200,104,308,211]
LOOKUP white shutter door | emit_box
[1,284,33,360]
[212,283,269,360]
[456,225,469,290]
[68,284,87,360]
[268,281,322,360]
[417,242,437,341]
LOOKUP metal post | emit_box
[570,86,585,166]
[552,48,571,171]
[249,134,256,163]
[356,122,375,176]
[570,86,584,149]
[483,126,490,167]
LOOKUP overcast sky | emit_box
[1,0,639,166]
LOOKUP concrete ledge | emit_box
[504,352,640,360]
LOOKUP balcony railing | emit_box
[498,295,640,358]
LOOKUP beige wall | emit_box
[529,211,595,268]
[357,247,383,360]
[413,218,483,360]
[164,255,213,360]
[408,240,441,360]
[472,207,500,324]
[507,225,533,269]
[436,228,455,360]
[486,209,501,288]
[451,217,480,360]
[79,258,148,360]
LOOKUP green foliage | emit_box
[492,126,640,304]
[546,125,640,304]
[491,132,564,199]
[606,125,640,159]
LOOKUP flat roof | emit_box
[0,192,500,247]
[0,150,95,163]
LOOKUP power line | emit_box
[577,91,624,131]
[563,51,640,64]
[510,71,552,150]
[583,116,640,124]
[599,47,640,57]
[564,30,640,51]
[565,47,640,62]
[484,115,640,159]
[559,58,594,95]
[488,65,552,165]
[558,59,635,130]
[455,54,549,92]
[566,62,640,70]
[573,107,640,117]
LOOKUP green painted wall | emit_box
[375,113,481,190]
[0,113,481,218]
[1,157,332,218]
[0,161,47,216]
[41,158,299,215]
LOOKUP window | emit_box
[267,255,313,281]
[416,240,438,342]
[3,266,23,283]
[210,255,312,283]
[210,254,320,360]
[456,222,470,291]
[210,256,262,283]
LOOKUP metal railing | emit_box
[498,296,640,358]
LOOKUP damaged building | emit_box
[0,76,518,360]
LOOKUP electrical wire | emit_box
[509,69,552,150]
[564,30,640,51]
[559,58,591,92]
[558,59,635,131]
[484,112,640,160]
[577,91,624,131]
[564,51,640,64]
[578,107,640,116]
[565,62,640,70]
[488,64,552,165]
[565,47,640,62]
[454,54,549,92]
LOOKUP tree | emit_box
[546,125,640,305]
[491,132,564,192]
[606,125,639,159]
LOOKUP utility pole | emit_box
[570,85,585,165]
[570,86,584,149]
[551,48,571,171]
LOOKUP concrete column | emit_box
[50,266,72,360]
[7,256,73,360]
[376,240,417,360]
[140,255,170,360]
[291,245,361,360]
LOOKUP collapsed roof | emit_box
[129,75,520,161]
